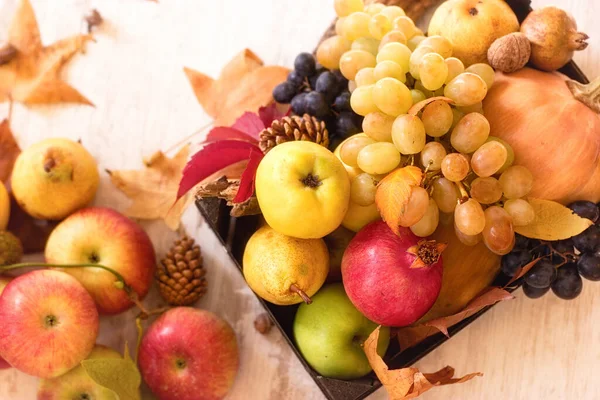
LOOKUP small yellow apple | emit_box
[342,201,381,232]
[428,0,519,66]
[256,141,350,239]
[243,225,329,305]
[11,138,99,220]
[0,182,9,230]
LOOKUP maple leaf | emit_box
[364,326,482,399]
[184,49,289,126]
[0,0,93,106]
[0,119,21,182]
[107,146,191,230]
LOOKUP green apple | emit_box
[293,283,390,379]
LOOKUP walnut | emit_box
[487,33,531,73]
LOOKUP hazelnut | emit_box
[487,33,531,73]
[254,313,273,334]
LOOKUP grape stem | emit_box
[454,181,470,204]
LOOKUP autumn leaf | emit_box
[81,355,141,400]
[364,326,481,399]
[107,145,190,230]
[504,257,543,287]
[0,0,93,106]
[375,166,423,235]
[184,49,289,126]
[514,198,593,240]
[0,119,20,182]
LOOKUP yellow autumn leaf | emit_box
[514,198,593,240]
[375,166,422,235]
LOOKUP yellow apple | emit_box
[256,141,350,239]
[0,182,9,230]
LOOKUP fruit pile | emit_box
[502,201,600,300]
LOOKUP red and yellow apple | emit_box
[0,270,99,378]
[37,345,121,400]
[45,207,156,315]
[0,276,11,370]
[138,307,239,400]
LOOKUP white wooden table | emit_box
[0,0,599,399]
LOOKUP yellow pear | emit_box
[0,182,9,230]
[11,138,99,220]
[243,225,329,305]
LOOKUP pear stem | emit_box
[566,76,600,114]
[290,284,312,304]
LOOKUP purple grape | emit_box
[573,225,600,253]
[551,264,583,300]
[291,93,307,115]
[523,282,550,299]
[305,92,329,118]
[501,250,532,277]
[273,82,297,104]
[524,259,557,289]
[568,200,599,223]
[294,53,316,77]
[577,252,600,281]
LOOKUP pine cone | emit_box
[259,114,329,153]
[156,236,207,306]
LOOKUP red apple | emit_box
[138,307,239,400]
[341,221,444,327]
[0,270,99,378]
[45,207,156,315]
[0,276,11,370]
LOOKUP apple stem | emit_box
[290,284,312,304]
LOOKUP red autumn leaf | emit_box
[231,111,265,140]
[233,147,263,203]
[504,257,543,287]
[177,140,261,201]
[0,119,21,183]
[205,127,258,144]
[258,103,288,127]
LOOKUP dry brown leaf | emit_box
[364,326,482,399]
[184,49,289,126]
[0,119,21,182]
[107,146,190,230]
[514,198,593,240]
[375,166,423,235]
[0,0,93,105]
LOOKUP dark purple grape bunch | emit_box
[272,52,362,140]
[501,200,600,300]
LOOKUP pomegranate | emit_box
[341,221,443,327]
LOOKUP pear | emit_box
[243,225,329,305]
[11,138,99,220]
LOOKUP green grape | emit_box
[350,173,379,206]
[350,84,379,115]
[482,206,515,255]
[373,60,406,82]
[414,80,434,98]
[378,30,407,48]
[409,45,434,80]
[485,136,514,173]
[407,35,426,51]
[444,72,488,107]
[368,13,392,40]
[380,5,406,21]
[376,42,411,72]
[339,50,376,80]
[398,186,430,227]
[470,177,502,204]
[316,35,351,70]
[334,0,364,17]
[364,3,385,15]
[357,142,401,174]
[362,112,395,142]
[410,198,440,237]
[420,141,447,170]
[392,114,426,154]
[418,35,453,58]
[410,89,426,104]
[372,77,412,116]
[352,37,380,55]
[450,112,490,153]
[465,63,495,90]
[432,177,460,213]
[335,17,346,35]
[471,141,507,177]
[499,166,533,199]
[419,53,448,91]
[504,199,535,226]
[348,80,357,93]
[455,198,486,236]
[441,153,470,182]
[342,12,372,41]
[444,57,464,84]
[454,221,482,246]
[421,100,453,137]
[355,67,377,87]
[392,16,418,39]
[340,135,376,167]
[456,102,483,115]
[450,107,465,129]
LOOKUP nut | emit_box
[487,32,531,73]
[254,313,273,334]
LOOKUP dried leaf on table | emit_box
[107,145,190,230]
[375,166,423,235]
[364,326,481,399]
[195,176,261,217]
[397,287,514,350]
[0,0,93,106]
[184,49,289,126]
[514,198,593,240]
[0,119,20,183]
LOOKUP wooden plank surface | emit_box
[0,0,598,399]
